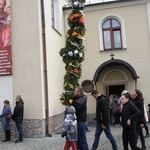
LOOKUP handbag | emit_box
[118,105,121,111]
[5,112,12,120]
[61,131,67,138]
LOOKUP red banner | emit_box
[0,0,12,76]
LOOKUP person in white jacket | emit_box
[61,106,78,150]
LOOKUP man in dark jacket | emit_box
[72,86,89,150]
[12,95,24,143]
[91,90,118,150]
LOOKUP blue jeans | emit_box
[92,122,118,150]
[16,122,23,140]
[77,122,89,150]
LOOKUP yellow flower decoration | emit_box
[66,34,70,38]
[69,84,74,89]
[69,99,73,104]
[64,82,67,87]
[61,100,65,104]
[83,31,87,38]
[69,62,72,66]
[74,27,77,30]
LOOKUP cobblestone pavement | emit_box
[0,122,150,150]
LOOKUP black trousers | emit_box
[5,130,11,140]
[136,124,145,148]
[144,122,149,135]
[123,128,141,150]
[114,113,121,124]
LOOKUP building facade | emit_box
[0,0,66,138]
[64,0,150,116]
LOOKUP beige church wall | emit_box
[117,3,150,108]
[76,1,150,114]
[11,0,45,119]
[122,70,135,94]
[0,76,13,113]
[82,3,150,70]
[44,0,66,117]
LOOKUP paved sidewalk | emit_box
[0,122,150,150]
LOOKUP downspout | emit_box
[41,0,52,137]
[95,82,97,90]
[135,78,138,89]
[135,79,137,89]
[135,76,140,89]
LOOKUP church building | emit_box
[0,0,150,138]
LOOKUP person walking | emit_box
[72,86,89,150]
[121,93,141,150]
[143,104,149,138]
[12,95,24,143]
[110,95,120,125]
[109,95,114,124]
[61,106,77,150]
[148,104,150,121]
[118,90,129,113]
[0,100,11,142]
[131,89,146,150]
[91,90,118,150]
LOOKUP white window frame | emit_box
[99,14,127,51]
[51,0,61,33]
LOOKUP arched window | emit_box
[102,18,122,50]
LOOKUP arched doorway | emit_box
[93,59,139,96]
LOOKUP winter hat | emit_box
[121,90,128,95]
[16,95,22,100]
[67,106,76,114]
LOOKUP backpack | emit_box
[101,94,110,102]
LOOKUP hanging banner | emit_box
[0,0,11,76]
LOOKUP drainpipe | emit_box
[95,82,97,90]
[41,0,52,137]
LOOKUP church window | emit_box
[102,18,122,50]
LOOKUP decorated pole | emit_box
[59,0,86,106]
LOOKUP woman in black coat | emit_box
[121,93,141,150]
[131,89,146,150]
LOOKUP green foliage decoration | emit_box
[59,0,86,106]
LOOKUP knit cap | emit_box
[121,90,128,95]
[67,106,76,114]
[16,95,22,99]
